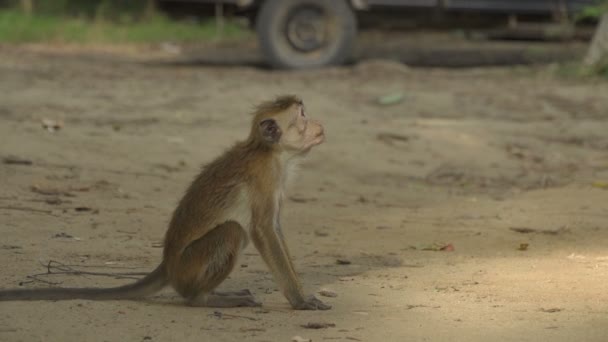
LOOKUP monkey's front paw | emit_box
[293,295,332,310]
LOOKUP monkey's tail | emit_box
[0,262,168,301]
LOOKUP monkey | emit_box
[0,95,330,310]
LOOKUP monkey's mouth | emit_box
[312,132,325,145]
[299,133,325,155]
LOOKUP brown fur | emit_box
[0,95,330,310]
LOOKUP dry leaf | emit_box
[301,322,336,329]
[3,156,33,165]
[592,181,608,189]
[440,243,455,252]
[510,227,536,234]
[30,185,74,197]
[314,230,329,237]
[376,93,404,106]
[421,242,454,252]
[319,289,338,298]
[41,118,63,132]
[53,232,73,239]
[352,311,369,315]
[292,336,311,342]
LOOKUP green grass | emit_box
[0,9,247,44]
[577,0,608,21]
[551,60,608,80]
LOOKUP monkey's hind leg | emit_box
[176,221,260,308]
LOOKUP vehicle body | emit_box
[159,0,597,69]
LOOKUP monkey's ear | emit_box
[259,118,282,143]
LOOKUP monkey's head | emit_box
[252,95,325,155]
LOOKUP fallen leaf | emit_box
[1,245,22,250]
[314,230,329,237]
[376,93,404,106]
[352,311,369,316]
[209,311,223,319]
[301,322,336,329]
[592,181,608,189]
[510,226,568,235]
[289,196,317,203]
[541,227,569,235]
[510,227,536,234]
[319,290,338,298]
[440,243,455,252]
[3,156,33,165]
[53,232,73,239]
[336,259,352,265]
[357,196,368,203]
[30,185,74,197]
[518,243,529,251]
[377,133,411,146]
[41,118,63,132]
[567,253,585,260]
[44,198,63,205]
[405,304,441,310]
[421,242,454,252]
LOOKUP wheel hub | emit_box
[286,7,327,52]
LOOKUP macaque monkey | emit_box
[0,95,330,310]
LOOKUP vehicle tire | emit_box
[255,0,357,69]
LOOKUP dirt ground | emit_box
[1,43,608,342]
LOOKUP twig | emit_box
[0,205,57,215]
[41,262,144,270]
[20,274,62,286]
[22,260,150,286]
[44,270,143,280]
[209,311,260,321]
[38,161,168,179]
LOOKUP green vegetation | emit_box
[578,0,608,20]
[554,61,607,79]
[584,58,608,78]
[578,1,608,78]
[0,1,247,44]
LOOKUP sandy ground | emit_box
[1,44,608,342]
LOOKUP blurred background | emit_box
[1,1,608,342]
[0,0,606,69]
